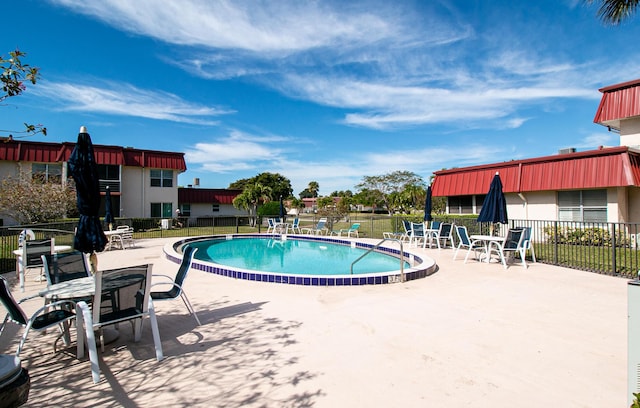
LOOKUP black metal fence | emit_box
[2,215,639,279]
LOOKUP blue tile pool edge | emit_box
[164,234,437,286]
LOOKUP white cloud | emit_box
[34,80,231,125]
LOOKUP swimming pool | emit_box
[164,234,437,286]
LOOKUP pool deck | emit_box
[0,237,628,407]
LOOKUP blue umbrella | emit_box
[104,186,114,229]
[68,127,108,260]
[423,186,433,222]
[477,172,508,230]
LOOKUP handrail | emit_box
[350,238,405,281]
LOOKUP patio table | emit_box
[469,235,506,263]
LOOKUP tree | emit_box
[0,49,46,138]
[585,0,639,25]
[0,173,76,223]
[355,171,425,214]
[232,182,273,226]
[307,181,319,197]
[229,172,292,200]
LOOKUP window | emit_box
[151,202,173,218]
[212,204,220,212]
[150,169,173,187]
[98,164,119,181]
[32,163,62,183]
[180,204,191,216]
[558,190,607,222]
[449,196,473,214]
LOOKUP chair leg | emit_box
[180,293,201,326]
[147,298,163,361]
[76,301,100,383]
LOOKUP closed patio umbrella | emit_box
[68,126,107,272]
[477,172,508,235]
[104,186,114,230]
[423,186,433,222]
[279,196,286,222]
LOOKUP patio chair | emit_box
[0,275,77,358]
[42,250,92,287]
[331,223,360,238]
[452,225,485,262]
[409,222,426,247]
[20,238,54,288]
[76,263,162,383]
[520,226,536,263]
[289,218,301,234]
[434,223,455,249]
[151,246,201,326]
[266,218,277,234]
[488,228,527,269]
[301,218,328,235]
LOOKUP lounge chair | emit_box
[331,223,360,237]
[151,246,201,326]
[301,218,328,235]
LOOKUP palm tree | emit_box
[232,182,273,226]
[308,181,320,198]
[586,0,639,25]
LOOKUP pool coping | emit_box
[163,233,437,286]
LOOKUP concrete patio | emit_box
[0,237,628,407]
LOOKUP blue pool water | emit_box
[188,237,409,276]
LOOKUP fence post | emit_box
[612,223,617,275]
[553,221,558,265]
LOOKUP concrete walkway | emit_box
[0,237,628,407]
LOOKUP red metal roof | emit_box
[431,146,640,196]
[178,188,242,205]
[0,140,186,171]
[593,78,640,130]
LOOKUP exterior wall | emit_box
[629,187,640,223]
[188,203,246,218]
[119,167,178,218]
[505,191,557,221]
[620,118,640,148]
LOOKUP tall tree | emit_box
[232,182,273,226]
[355,171,425,214]
[229,172,292,200]
[0,49,46,138]
[307,181,319,198]
[586,0,639,24]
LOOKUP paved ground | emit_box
[0,237,629,407]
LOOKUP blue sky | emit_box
[2,0,640,196]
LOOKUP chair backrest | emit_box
[350,223,360,231]
[430,221,441,231]
[44,250,91,286]
[171,246,198,297]
[22,239,53,268]
[316,218,327,229]
[93,264,152,325]
[267,218,276,228]
[402,220,411,233]
[455,225,470,245]
[18,229,35,247]
[116,225,129,231]
[439,223,453,238]
[411,222,424,236]
[0,276,28,326]
[292,218,299,228]
[504,229,525,250]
